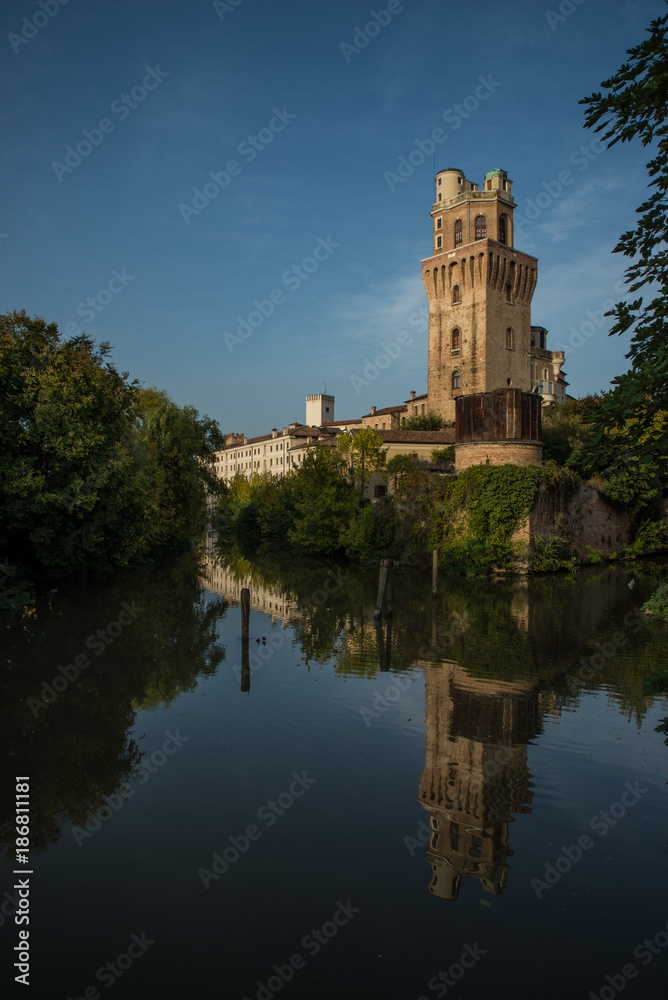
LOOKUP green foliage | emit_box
[339,499,397,561]
[0,311,223,576]
[384,453,414,491]
[625,518,668,558]
[531,536,578,574]
[579,11,668,474]
[541,398,592,471]
[597,462,663,518]
[641,582,668,619]
[642,663,668,742]
[402,411,447,430]
[396,463,566,575]
[584,546,604,564]
[431,445,455,464]
[334,428,387,494]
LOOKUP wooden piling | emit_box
[240,638,250,692]
[432,549,438,598]
[241,587,250,639]
[374,559,392,618]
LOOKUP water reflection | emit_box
[418,662,539,900]
[0,550,227,858]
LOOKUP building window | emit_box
[374,484,388,498]
[452,284,460,304]
[421,403,426,414]
[438,193,441,201]
[548,381,553,394]
[499,214,507,244]
[506,327,514,349]
[438,177,441,186]
[475,215,486,240]
[436,218,442,229]
[506,283,513,303]
[436,235,442,248]
[539,380,544,394]
[452,370,461,390]
[454,219,462,247]
[451,328,460,352]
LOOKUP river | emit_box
[1,539,667,999]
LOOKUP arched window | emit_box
[506,327,514,349]
[452,370,461,390]
[475,215,486,240]
[452,284,460,304]
[451,328,460,352]
[499,214,507,245]
[454,219,462,248]
[506,283,513,303]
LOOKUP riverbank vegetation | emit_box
[0,310,224,605]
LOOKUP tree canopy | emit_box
[0,310,223,580]
[579,6,668,475]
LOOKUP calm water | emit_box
[1,540,668,1000]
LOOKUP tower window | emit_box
[451,328,460,352]
[436,235,442,248]
[506,327,514,350]
[452,285,460,304]
[454,219,462,248]
[438,177,442,185]
[506,283,513,303]
[436,218,442,229]
[475,215,487,240]
[499,214,507,245]
[452,370,461,390]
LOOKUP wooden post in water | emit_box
[240,639,250,693]
[374,559,392,618]
[432,549,438,598]
[385,563,393,617]
[241,587,250,639]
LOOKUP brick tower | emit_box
[423,168,538,423]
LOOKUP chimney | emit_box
[370,405,376,415]
[410,391,416,400]
[272,428,278,439]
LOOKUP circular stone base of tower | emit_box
[454,440,544,473]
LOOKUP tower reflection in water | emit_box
[418,662,540,901]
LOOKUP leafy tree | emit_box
[334,427,387,495]
[402,411,447,430]
[0,310,151,572]
[289,446,360,553]
[385,453,415,491]
[431,445,455,464]
[579,7,668,474]
[135,387,225,547]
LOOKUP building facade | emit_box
[421,167,566,423]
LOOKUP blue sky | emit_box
[1,0,663,437]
